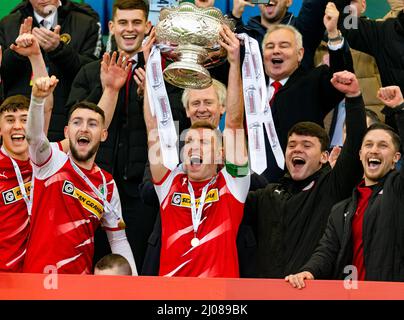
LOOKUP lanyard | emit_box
[1,147,34,216]
[69,156,120,222]
[187,176,216,246]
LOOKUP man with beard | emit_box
[67,0,186,271]
[286,86,404,287]
[22,77,136,275]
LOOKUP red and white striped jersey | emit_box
[23,143,124,274]
[0,148,31,272]
[155,165,250,278]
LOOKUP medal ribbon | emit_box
[187,177,216,240]
[69,156,120,222]
[1,146,34,216]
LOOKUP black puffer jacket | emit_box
[0,0,102,141]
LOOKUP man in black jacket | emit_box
[0,0,102,142]
[244,70,367,278]
[335,0,404,129]
[66,0,186,271]
[286,85,404,287]
[231,0,348,71]
[257,2,352,182]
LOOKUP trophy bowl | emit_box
[155,2,235,89]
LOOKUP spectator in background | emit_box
[286,86,404,287]
[230,0,348,71]
[338,0,404,130]
[94,253,132,276]
[0,0,103,142]
[258,3,352,182]
[66,0,187,272]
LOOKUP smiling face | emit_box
[286,134,328,181]
[182,126,222,182]
[109,8,150,56]
[259,0,293,24]
[360,129,400,186]
[185,85,225,127]
[65,108,107,167]
[0,109,29,161]
[263,27,304,81]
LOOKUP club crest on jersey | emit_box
[2,182,32,205]
[62,180,104,219]
[171,189,219,208]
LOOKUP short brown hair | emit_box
[94,253,132,275]
[68,101,105,124]
[364,123,401,152]
[112,0,149,20]
[288,122,330,152]
[0,95,30,116]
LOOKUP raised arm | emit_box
[98,51,132,128]
[144,81,169,183]
[219,25,248,167]
[11,17,54,135]
[329,71,366,198]
[26,76,59,166]
[377,86,404,180]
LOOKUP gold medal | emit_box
[191,237,200,247]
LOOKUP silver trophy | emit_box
[155,2,235,89]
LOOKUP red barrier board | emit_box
[1,273,404,300]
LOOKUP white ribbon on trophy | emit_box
[146,45,179,170]
[238,33,285,174]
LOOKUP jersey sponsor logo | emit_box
[62,180,104,219]
[0,171,8,179]
[2,182,32,205]
[171,189,219,208]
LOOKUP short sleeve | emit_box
[221,167,251,203]
[154,165,184,204]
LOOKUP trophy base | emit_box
[163,61,212,90]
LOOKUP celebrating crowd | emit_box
[1,0,404,285]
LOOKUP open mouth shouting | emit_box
[291,156,306,169]
[11,133,26,143]
[367,157,382,171]
[190,154,203,168]
[77,135,90,147]
[271,58,284,65]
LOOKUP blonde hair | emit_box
[181,79,227,110]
